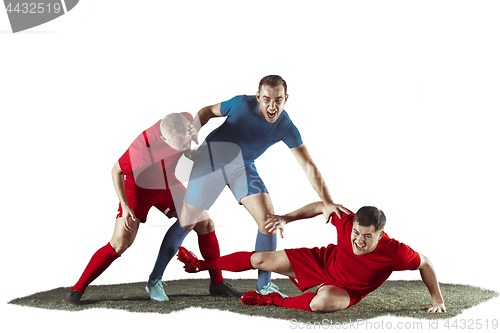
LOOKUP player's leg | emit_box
[179,248,294,278]
[229,162,282,294]
[241,282,351,312]
[240,192,283,295]
[250,250,295,278]
[147,182,209,284]
[308,285,351,312]
[193,217,218,285]
[179,202,207,228]
[179,149,227,228]
[193,217,243,297]
[147,184,194,301]
[109,216,141,255]
[146,217,190,301]
[66,217,140,305]
[148,215,192,284]
[241,246,351,312]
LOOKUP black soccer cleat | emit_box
[65,290,83,306]
[209,282,243,298]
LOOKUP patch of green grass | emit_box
[8,279,498,323]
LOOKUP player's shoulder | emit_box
[279,110,293,122]
[137,119,162,145]
[222,95,256,110]
[225,94,255,102]
[146,119,162,135]
[237,94,258,107]
[379,232,411,255]
[331,212,355,227]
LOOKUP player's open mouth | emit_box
[267,110,277,119]
[354,242,365,251]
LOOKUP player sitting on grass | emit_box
[177,202,446,313]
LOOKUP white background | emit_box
[1,1,499,332]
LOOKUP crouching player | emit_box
[177,202,446,313]
[65,113,240,306]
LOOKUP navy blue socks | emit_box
[255,230,277,290]
[149,220,189,282]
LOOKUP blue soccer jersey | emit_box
[184,95,303,210]
[205,95,303,165]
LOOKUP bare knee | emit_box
[193,218,214,235]
[109,237,133,256]
[110,219,139,255]
[309,296,343,312]
[179,203,206,228]
[249,252,266,269]
[309,287,350,312]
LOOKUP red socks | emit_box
[277,292,315,312]
[71,242,120,293]
[200,251,255,272]
[197,231,224,286]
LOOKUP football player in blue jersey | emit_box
[173,75,350,296]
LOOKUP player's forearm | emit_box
[111,162,129,208]
[304,163,335,205]
[291,144,336,206]
[193,104,218,131]
[283,202,325,223]
[419,256,445,305]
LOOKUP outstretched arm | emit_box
[418,254,446,313]
[265,201,329,238]
[290,144,351,221]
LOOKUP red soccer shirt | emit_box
[118,112,193,190]
[328,212,421,298]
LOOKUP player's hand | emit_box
[184,149,194,160]
[121,205,138,232]
[422,303,446,313]
[324,203,352,223]
[187,123,199,145]
[183,148,199,160]
[265,214,289,238]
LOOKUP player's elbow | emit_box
[418,254,434,271]
[200,104,221,120]
[112,161,123,176]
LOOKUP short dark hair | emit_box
[353,206,386,232]
[258,75,287,95]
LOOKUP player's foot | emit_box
[256,282,288,298]
[209,282,243,298]
[177,246,200,273]
[146,278,169,301]
[241,291,283,306]
[65,290,83,306]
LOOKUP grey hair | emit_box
[160,113,190,140]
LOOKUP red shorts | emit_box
[116,180,186,222]
[285,244,363,308]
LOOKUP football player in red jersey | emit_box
[178,202,446,313]
[65,113,240,306]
